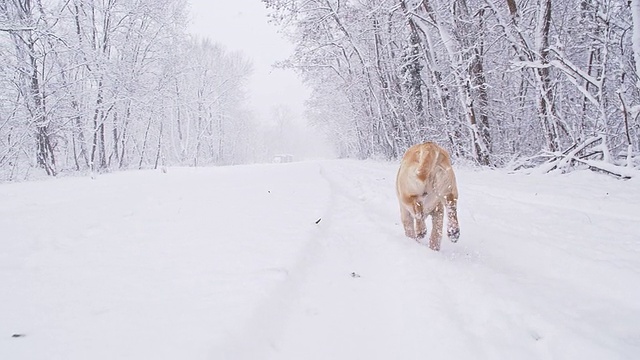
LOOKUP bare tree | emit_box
[1,0,57,175]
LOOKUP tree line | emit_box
[263,0,640,173]
[0,0,269,180]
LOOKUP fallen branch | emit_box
[510,135,638,179]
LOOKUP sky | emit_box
[186,0,310,124]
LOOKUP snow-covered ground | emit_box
[1,160,639,359]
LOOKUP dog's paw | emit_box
[405,229,416,239]
[448,227,460,242]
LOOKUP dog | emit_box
[396,142,460,251]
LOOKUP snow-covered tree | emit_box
[0,0,258,180]
[264,0,640,173]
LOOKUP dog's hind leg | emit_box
[445,193,460,242]
[429,202,444,251]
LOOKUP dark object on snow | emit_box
[12,334,25,338]
[315,218,321,224]
[351,272,361,278]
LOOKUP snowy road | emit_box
[1,160,639,359]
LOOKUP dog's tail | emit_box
[414,144,440,182]
[415,145,454,211]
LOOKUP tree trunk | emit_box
[630,0,640,89]
[468,8,492,162]
[535,0,560,152]
[90,77,105,171]
[139,117,152,169]
[30,41,56,175]
[154,122,163,169]
[420,0,491,165]
[399,0,425,135]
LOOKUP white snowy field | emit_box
[1,160,639,360]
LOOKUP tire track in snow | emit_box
[216,163,341,359]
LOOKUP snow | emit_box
[1,160,639,359]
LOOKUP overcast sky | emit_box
[186,0,310,124]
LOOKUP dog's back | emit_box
[396,142,457,212]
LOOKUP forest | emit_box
[264,0,640,176]
[1,0,640,180]
[0,0,272,180]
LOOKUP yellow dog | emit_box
[396,142,460,251]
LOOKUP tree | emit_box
[1,0,57,175]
